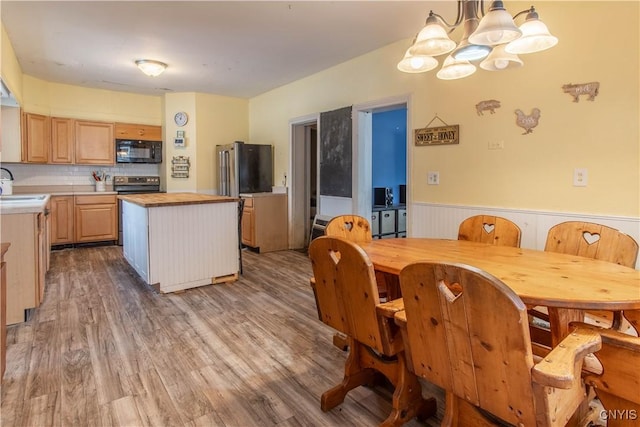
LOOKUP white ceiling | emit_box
[1,1,456,99]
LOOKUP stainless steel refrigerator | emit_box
[216,141,273,196]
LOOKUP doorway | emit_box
[352,95,410,230]
[289,95,410,250]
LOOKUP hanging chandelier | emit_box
[397,0,558,79]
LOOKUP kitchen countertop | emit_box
[0,194,51,214]
[13,184,116,196]
[240,192,287,198]
[119,192,239,207]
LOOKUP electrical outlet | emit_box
[488,140,504,150]
[573,168,588,187]
[427,171,439,185]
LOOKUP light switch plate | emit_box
[427,171,439,185]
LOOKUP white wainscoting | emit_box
[147,202,239,292]
[410,202,640,269]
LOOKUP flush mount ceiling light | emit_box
[135,59,167,77]
[398,0,558,80]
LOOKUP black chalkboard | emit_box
[319,106,352,197]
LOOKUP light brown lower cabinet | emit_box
[1,243,9,380]
[74,194,117,243]
[50,195,75,244]
[240,193,288,253]
[1,212,49,325]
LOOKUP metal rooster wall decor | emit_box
[514,108,541,135]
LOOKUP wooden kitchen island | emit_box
[119,193,240,293]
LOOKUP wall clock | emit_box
[174,111,188,127]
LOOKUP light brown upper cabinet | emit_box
[115,123,162,141]
[50,117,75,164]
[75,120,114,165]
[22,112,50,163]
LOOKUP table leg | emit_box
[375,271,401,301]
[547,307,584,347]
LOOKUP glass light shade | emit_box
[437,55,476,80]
[468,1,522,46]
[397,48,438,73]
[452,15,491,61]
[135,59,167,77]
[453,42,491,61]
[480,44,523,71]
[505,18,558,54]
[412,16,456,56]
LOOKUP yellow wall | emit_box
[249,1,639,217]
[194,93,248,193]
[3,1,638,215]
[21,75,162,124]
[163,92,248,193]
[164,92,197,192]
[1,23,23,103]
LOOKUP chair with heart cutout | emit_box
[397,261,602,426]
[531,221,639,347]
[308,236,436,426]
[457,215,521,247]
[325,214,400,300]
[321,214,390,351]
[325,214,373,244]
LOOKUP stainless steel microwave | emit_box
[116,139,162,163]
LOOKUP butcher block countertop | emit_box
[118,192,239,207]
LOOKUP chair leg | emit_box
[443,393,501,427]
[332,332,349,351]
[321,341,376,411]
[380,354,437,427]
[322,340,437,426]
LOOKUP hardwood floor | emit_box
[1,246,444,426]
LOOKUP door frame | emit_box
[289,113,319,249]
[352,94,412,231]
[288,94,412,249]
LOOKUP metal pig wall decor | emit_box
[514,108,541,135]
[562,82,600,102]
[475,99,501,116]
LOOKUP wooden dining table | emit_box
[361,238,640,346]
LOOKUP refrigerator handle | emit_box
[220,150,230,196]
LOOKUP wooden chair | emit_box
[570,322,640,427]
[323,214,394,352]
[457,215,521,247]
[545,221,638,267]
[397,261,601,426]
[537,221,639,334]
[325,214,398,299]
[308,236,436,427]
[325,214,373,244]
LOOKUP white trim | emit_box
[289,113,319,249]
[411,201,640,269]
[415,201,640,223]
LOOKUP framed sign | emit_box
[414,125,459,146]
